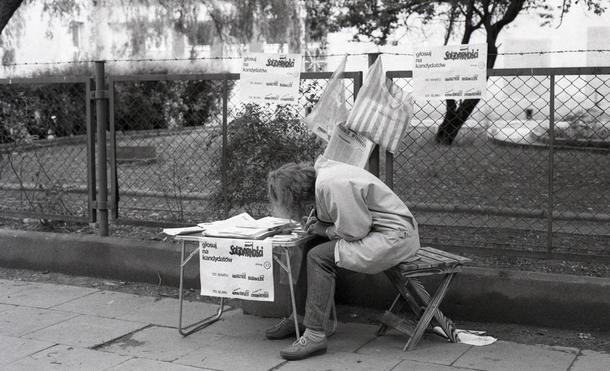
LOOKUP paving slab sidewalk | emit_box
[0,278,608,371]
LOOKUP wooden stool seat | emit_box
[377,247,471,351]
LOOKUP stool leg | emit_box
[377,293,402,336]
[404,273,456,351]
[408,278,459,343]
[384,269,423,317]
[379,269,426,338]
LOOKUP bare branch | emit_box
[495,0,527,30]
[0,0,24,35]
[444,1,459,45]
[557,0,569,27]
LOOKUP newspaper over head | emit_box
[323,123,374,168]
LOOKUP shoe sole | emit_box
[280,347,327,361]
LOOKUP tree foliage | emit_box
[208,102,324,217]
[1,0,327,63]
[335,0,607,145]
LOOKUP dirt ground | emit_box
[0,266,608,353]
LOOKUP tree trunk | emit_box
[435,30,500,145]
[0,0,23,35]
[432,0,519,146]
[435,99,480,145]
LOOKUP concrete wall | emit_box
[1,229,609,331]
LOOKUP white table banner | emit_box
[413,43,487,100]
[240,52,302,105]
[199,237,274,302]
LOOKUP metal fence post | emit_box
[222,76,229,219]
[367,53,381,177]
[547,73,555,252]
[94,61,109,236]
[385,150,394,189]
[108,77,118,221]
[86,78,97,224]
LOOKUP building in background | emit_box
[0,0,308,76]
[0,0,608,122]
[1,0,609,75]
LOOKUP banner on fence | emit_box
[199,237,274,302]
[413,43,487,100]
[240,52,302,105]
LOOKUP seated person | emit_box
[265,155,420,360]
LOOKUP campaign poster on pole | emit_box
[240,53,302,105]
[199,237,274,302]
[413,43,487,100]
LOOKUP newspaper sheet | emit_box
[162,226,205,236]
[323,123,375,168]
[197,213,294,239]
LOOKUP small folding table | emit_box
[173,233,315,338]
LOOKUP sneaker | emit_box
[265,317,305,340]
[280,336,327,360]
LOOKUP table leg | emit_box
[178,240,225,336]
[284,249,301,339]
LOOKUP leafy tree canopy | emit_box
[330,0,606,145]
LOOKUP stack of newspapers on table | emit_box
[162,212,298,240]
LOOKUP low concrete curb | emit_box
[1,228,609,331]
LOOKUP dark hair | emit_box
[267,162,316,221]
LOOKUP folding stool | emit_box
[377,246,471,351]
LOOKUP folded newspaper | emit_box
[323,123,375,168]
[162,213,296,239]
[161,226,206,236]
[197,213,297,239]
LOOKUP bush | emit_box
[209,103,324,216]
[113,79,223,132]
[0,65,224,144]
[0,83,86,144]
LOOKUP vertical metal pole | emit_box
[386,151,394,189]
[222,77,229,219]
[353,72,363,98]
[108,77,118,220]
[367,53,381,177]
[86,78,96,224]
[284,249,300,339]
[95,61,109,236]
[547,74,555,252]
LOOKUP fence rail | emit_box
[0,65,608,259]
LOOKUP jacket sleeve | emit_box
[319,178,372,241]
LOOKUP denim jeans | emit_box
[302,240,338,332]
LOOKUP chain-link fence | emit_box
[389,67,610,256]
[1,66,607,258]
[107,71,360,224]
[107,74,227,224]
[0,76,92,222]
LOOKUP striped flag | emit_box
[345,57,413,153]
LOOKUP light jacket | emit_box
[314,156,420,273]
